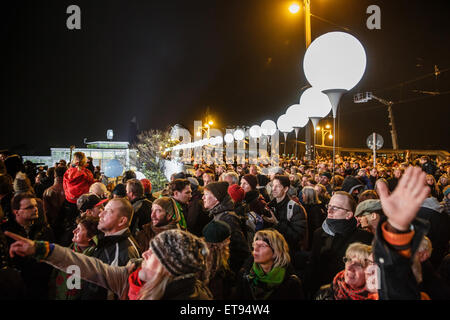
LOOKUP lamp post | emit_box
[303,31,367,174]
[316,124,332,146]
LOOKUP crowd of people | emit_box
[0,149,449,300]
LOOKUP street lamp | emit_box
[197,120,215,138]
[316,124,333,146]
[303,31,367,173]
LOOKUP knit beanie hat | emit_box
[112,183,127,197]
[228,184,245,203]
[205,182,229,203]
[149,229,209,277]
[13,172,32,195]
[202,220,231,243]
[242,174,258,191]
[153,197,180,223]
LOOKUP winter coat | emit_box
[79,228,141,300]
[234,257,304,300]
[1,218,55,299]
[209,195,251,274]
[267,195,308,253]
[129,197,152,235]
[417,198,450,268]
[303,203,326,251]
[186,190,212,237]
[63,166,94,204]
[374,217,429,300]
[306,218,373,296]
[42,180,65,229]
[43,244,212,300]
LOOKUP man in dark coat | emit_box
[306,190,373,297]
[126,179,152,235]
[1,192,54,299]
[266,175,307,255]
[185,177,211,237]
[203,181,250,273]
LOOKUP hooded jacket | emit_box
[63,166,94,204]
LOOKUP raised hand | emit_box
[377,166,429,231]
[4,231,36,258]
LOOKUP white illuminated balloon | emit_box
[299,87,332,118]
[249,125,262,138]
[224,133,234,144]
[277,114,294,133]
[233,129,245,141]
[303,32,367,91]
[214,136,223,145]
[286,104,309,128]
[261,120,277,136]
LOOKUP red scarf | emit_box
[128,267,145,300]
[333,270,374,300]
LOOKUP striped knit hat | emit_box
[149,229,209,277]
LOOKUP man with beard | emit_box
[135,197,181,252]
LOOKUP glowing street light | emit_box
[289,2,301,14]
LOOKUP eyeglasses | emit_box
[343,257,374,269]
[327,205,350,212]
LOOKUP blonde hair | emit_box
[302,186,320,205]
[345,242,372,267]
[73,152,87,169]
[137,261,173,300]
[253,229,290,269]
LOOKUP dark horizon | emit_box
[2,0,449,156]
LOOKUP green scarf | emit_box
[173,200,187,230]
[248,263,286,300]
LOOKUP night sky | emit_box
[2,0,449,156]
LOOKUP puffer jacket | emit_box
[209,195,251,273]
[63,166,94,203]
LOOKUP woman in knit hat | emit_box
[240,174,271,226]
[135,196,181,252]
[202,220,234,299]
[5,229,212,300]
[234,229,304,300]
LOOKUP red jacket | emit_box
[63,166,94,203]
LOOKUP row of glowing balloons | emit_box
[171,31,367,150]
